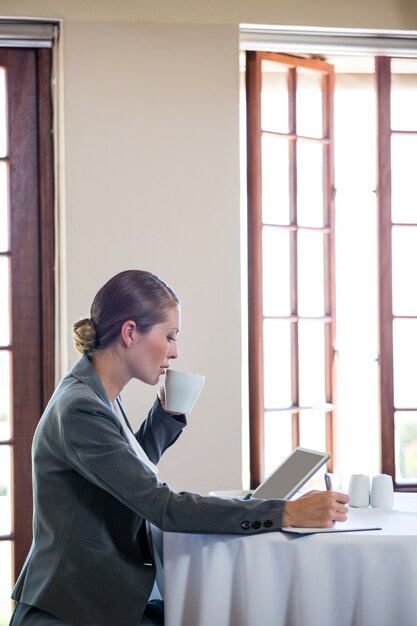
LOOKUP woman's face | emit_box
[128,305,180,385]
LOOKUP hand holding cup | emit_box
[164,369,205,415]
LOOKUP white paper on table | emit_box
[282,523,382,534]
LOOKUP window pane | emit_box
[391,135,417,223]
[296,68,323,138]
[395,411,417,483]
[298,320,326,406]
[0,445,11,535]
[392,227,417,316]
[299,409,327,454]
[0,257,10,346]
[262,227,290,317]
[262,133,290,225]
[334,175,380,486]
[261,60,289,134]
[297,230,324,316]
[0,162,9,252]
[393,319,417,407]
[263,319,292,408]
[391,60,417,132]
[334,73,376,192]
[264,410,292,478]
[334,191,378,353]
[0,541,12,625]
[297,140,324,227]
[0,351,11,441]
[0,67,7,158]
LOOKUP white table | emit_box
[163,493,417,626]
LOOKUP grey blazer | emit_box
[12,355,285,626]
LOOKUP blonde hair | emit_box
[73,318,97,354]
[72,270,179,355]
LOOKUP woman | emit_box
[10,270,349,626]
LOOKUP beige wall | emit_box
[62,21,242,494]
[0,0,416,493]
[0,0,416,28]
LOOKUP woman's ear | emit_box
[120,320,137,347]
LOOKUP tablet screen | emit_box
[251,447,330,500]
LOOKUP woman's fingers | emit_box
[282,491,350,528]
[157,385,166,406]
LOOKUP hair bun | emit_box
[73,317,97,354]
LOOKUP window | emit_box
[377,57,417,488]
[244,41,417,490]
[0,47,55,624]
[246,52,335,488]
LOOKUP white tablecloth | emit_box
[163,493,417,626]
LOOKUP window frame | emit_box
[246,51,335,488]
[377,56,417,490]
[244,35,417,491]
[0,47,55,581]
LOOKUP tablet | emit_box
[250,447,330,500]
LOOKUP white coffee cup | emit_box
[164,369,205,415]
[370,474,394,508]
[348,474,370,507]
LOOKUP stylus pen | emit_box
[324,473,333,491]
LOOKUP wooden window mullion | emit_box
[288,67,300,447]
[376,56,395,479]
[246,51,264,488]
[322,70,336,469]
[37,47,55,408]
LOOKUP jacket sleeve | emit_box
[136,397,187,464]
[60,394,286,535]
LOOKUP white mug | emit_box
[370,474,394,508]
[164,369,205,415]
[348,474,370,507]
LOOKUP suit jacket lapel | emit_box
[115,396,135,435]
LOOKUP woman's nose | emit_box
[170,343,179,360]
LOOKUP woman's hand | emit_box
[157,385,183,416]
[282,490,350,528]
